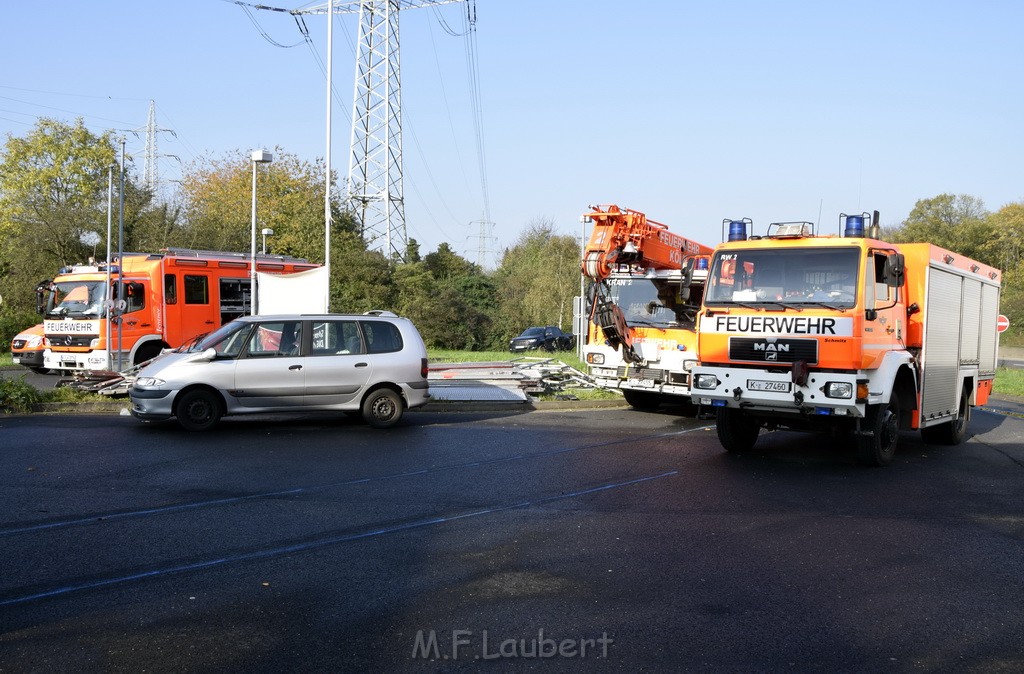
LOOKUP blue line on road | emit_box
[0,426,710,538]
[0,471,678,607]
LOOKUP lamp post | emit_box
[261,228,274,254]
[250,150,273,315]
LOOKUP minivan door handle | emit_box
[355,362,369,368]
[289,364,302,371]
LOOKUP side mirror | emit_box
[883,253,905,287]
[188,347,219,363]
[680,257,695,303]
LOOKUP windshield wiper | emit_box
[796,300,849,312]
[627,319,669,329]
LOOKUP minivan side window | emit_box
[361,321,403,354]
[244,321,303,357]
[311,320,362,355]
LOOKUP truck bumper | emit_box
[44,349,116,372]
[592,375,690,397]
[691,366,866,418]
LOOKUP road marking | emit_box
[0,426,709,538]
[0,471,677,607]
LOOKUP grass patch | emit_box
[428,349,587,373]
[0,374,109,413]
[994,367,1024,398]
[0,353,13,367]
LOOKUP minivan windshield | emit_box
[705,247,860,309]
[191,320,252,357]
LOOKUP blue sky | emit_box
[1,1,1022,267]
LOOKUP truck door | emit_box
[861,250,904,369]
[111,281,150,363]
[178,273,220,345]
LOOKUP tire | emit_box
[858,396,899,466]
[29,366,49,374]
[622,389,663,410]
[362,388,404,429]
[175,388,223,432]
[920,386,971,446]
[716,407,760,453]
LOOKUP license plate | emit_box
[12,357,20,364]
[627,377,655,388]
[748,379,790,393]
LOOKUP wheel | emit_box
[921,385,971,446]
[716,407,760,453]
[29,366,49,374]
[622,389,663,410]
[134,343,164,367]
[175,389,222,431]
[362,388,404,429]
[858,396,899,466]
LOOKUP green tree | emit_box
[0,118,119,314]
[393,244,496,349]
[492,219,580,344]
[890,194,995,264]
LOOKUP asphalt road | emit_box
[1,405,1023,672]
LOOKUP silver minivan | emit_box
[129,313,430,430]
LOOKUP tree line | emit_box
[0,118,579,350]
[1,118,1021,350]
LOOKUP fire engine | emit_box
[690,213,1001,465]
[581,205,714,409]
[41,248,319,373]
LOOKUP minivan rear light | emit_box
[421,357,429,379]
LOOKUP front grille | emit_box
[728,337,818,364]
[49,334,94,347]
[616,366,667,381]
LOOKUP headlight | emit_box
[824,382,853,399]
[25,335,44,348]
[135,377,166,387]
[694,374,719,389]
[586,353,605,365]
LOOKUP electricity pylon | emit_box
[299,0,464,261]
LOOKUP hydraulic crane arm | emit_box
[581,204,714,282]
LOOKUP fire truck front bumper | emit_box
[44,349,113,372]
[690,366,866,418]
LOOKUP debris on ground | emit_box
[428,358,605,402]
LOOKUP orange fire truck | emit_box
[690,213,1001,465]
[581,205,714,409]
[41,248,318,373]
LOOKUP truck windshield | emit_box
[604,277,693,328]
[47,281,106,318]
[705,247,860,308]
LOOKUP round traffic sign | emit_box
[997,314,1010,333]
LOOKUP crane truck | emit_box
[581,205,715,410]
[690,213,1001,466]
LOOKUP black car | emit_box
[509,326,575,353]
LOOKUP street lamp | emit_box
[250,149,273,315]
[261,228,274,254]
